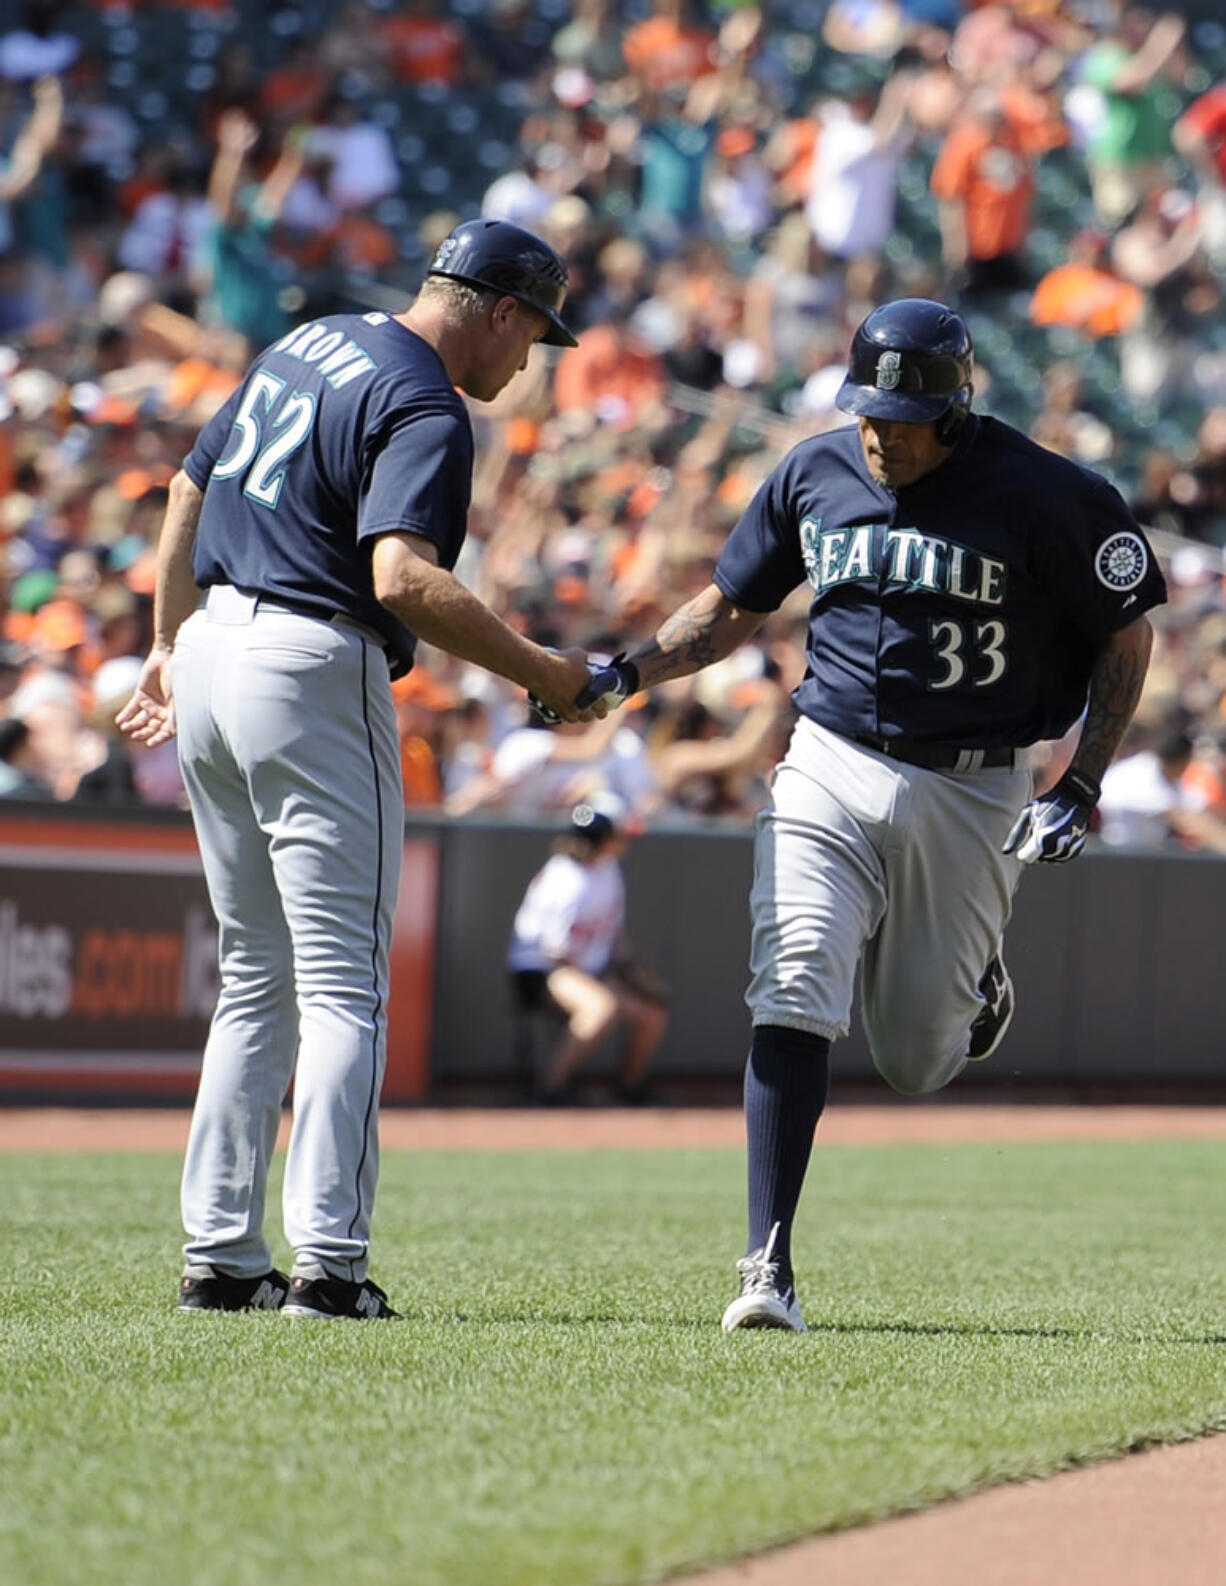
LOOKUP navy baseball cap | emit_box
[569,802,616,845]
[427,219,578,348]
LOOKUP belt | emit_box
[851,734,1016,772]
[202,586,385,648]
[257,595,387,650]
[256,595,339,623]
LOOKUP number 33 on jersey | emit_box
[712,414,1166,750]
[798,517,1009,692]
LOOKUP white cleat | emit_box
[721,1222,808,1333]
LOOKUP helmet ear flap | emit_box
[934,388,972,446]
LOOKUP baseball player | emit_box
[118,219,592,1318]
[575,299,1166,1332]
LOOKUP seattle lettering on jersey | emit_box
[271,320,377,390]
[799,517,1007,606]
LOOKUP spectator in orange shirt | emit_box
[1181,729,1226,822]
[622,0,716,94]
[258,38,332,123]
[161,328,244,426]
[999,78,1068,159]
[554,311,667,430]
[27,597,89,672]
[762,112,819,209]
[295,207,397,276]
[24,550,104,676]
[391,671,450,808]
[931,87,1035,298]
[1029,229,1144,337]
[381,0,466,87]
[1175,81,1226,185]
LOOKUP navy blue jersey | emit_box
[183,312,474,678]
[714,416,1167,748]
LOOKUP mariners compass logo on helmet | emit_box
[432,235,459,271]
[875,351,903,390]
[1095,531,1149,592]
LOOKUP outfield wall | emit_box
[1,802,1223,1099]
[429,815,1226,1092]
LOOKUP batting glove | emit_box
[1002,768,1101,865]
[575,654,640,712]
[528,694,565,726]
[527,647,586,726]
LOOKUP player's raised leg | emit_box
[861,760,1030,1095]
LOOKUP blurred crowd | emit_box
[2,0,1226,848]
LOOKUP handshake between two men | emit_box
[529,654,642,726]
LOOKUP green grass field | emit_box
[3,1138,1225,1586]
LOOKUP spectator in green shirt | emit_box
[198,111,305,355]
[1080,9,1185,226]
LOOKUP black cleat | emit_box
[178,1268,289,1312]
[968,953,1014,1061]
[282,1274,400,1320]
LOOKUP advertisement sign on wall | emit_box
[0,812,437,1102]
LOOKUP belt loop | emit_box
[205,585,258,624]
[955,748,985,773]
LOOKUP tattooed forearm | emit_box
[1072,616,1153,784]
[639,604,722,682]
[628,583,766,688]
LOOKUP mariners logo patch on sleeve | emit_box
[1095,531,1148,593]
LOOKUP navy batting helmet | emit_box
[836,299,973,437]
[426,219,578,348]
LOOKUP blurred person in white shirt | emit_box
[704,124,773,244]
[507,796,668,1104]
[307,94,398,211]
[1098,725,1226,851]
[447,691,655,818]
[805,71,913,260]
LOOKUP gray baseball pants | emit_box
[173,586,403,1282]
[748,716,1032,1093]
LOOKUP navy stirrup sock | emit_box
[744,1023,830,1278]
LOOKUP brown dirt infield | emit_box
[7,1101,1226,1153]
[6,1102,1225,1586]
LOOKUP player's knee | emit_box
[571,988,618,1041]
[871,1033,964,1095]
[878,1065,947,1097]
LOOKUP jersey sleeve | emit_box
[356,405,474,569]
[713,459,806,613]
[1038,471,1167,642]
[182,386,243,489]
